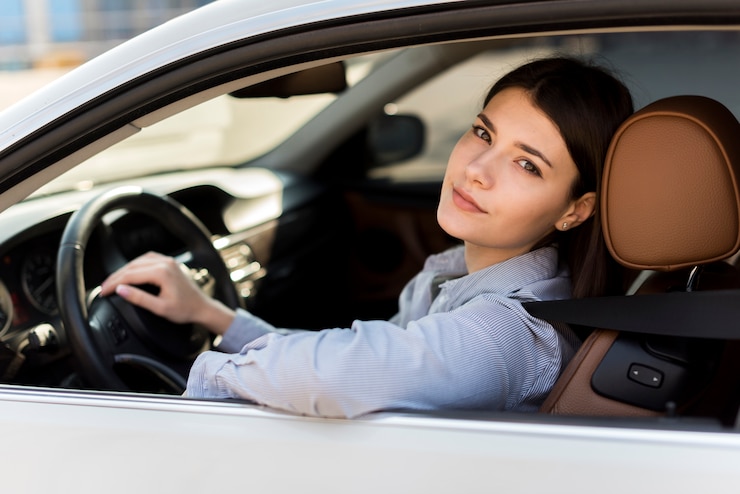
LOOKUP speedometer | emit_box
[21,248,58,315]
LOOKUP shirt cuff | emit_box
[185,350,234,398]
[216,308,275,353]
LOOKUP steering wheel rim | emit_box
[57,185,240,392]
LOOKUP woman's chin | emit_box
[437,214,466,242]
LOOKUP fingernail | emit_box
[116,285,130,297]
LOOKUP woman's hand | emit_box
[99,251,235,335]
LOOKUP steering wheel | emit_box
[57,185,240,393]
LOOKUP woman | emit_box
[100,57,634,418]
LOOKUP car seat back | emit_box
[541,95,740,418]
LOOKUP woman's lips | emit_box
[452,187,486,213]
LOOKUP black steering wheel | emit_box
[57,186,240,393]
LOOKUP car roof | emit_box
[1,0,738,151]
[0,0,452,150]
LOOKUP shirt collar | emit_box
[432,245,562,307]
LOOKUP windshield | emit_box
[30,53,384,197]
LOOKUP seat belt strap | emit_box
[522,289,740,339]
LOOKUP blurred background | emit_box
[0,0,214,108]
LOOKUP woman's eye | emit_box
[517,159,541,176]
[472,125,491,143]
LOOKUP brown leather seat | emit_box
[541,95,740,418]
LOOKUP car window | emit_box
[3,1,740,439]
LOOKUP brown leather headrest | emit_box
[602,95,740,271]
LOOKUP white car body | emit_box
[0,1,739,492]
[4,387,740,493]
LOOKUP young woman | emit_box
[100,57,634,418]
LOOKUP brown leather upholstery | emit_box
[541,329,661,416]
[602,96,740,270]
[541,95,740,417]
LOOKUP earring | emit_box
[562,222,568,230]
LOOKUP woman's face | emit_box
[437,87,591,270]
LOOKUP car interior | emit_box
[0,23,740,429]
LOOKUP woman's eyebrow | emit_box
[477,113,553,169]
[477,113,494,131]
[519,143,553,169]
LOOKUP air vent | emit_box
[214,235,265,300]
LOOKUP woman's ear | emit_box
[556,192,596,231]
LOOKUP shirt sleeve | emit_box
[186,294,568,418]
[215,308,309,353]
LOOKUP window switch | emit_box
[628,363,663,388]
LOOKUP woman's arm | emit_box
[185,294,568,418]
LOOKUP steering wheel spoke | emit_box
[87,291,133,352]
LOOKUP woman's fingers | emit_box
[100,252,180,295]
[100,252,207,324]
[100,251,237,333]
[114,283,165,315]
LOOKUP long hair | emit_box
[484,57,634,298]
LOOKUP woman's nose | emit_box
[465,149,497,187]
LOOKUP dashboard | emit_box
[0,166,305,389]
[0,164,430,391]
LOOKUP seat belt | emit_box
[522,289,740,339]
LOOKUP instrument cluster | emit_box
[0,232,64,338]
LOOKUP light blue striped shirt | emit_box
[186,245,580,418]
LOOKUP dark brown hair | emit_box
[484,57,634,298]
